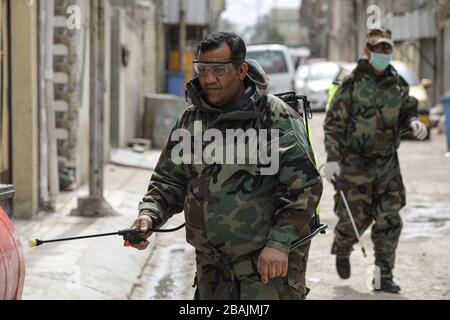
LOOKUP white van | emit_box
[246,44,296,94]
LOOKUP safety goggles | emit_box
[193,60,240,77]
[369,43,393,54]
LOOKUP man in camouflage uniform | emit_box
[323,28,427,293]
[130,32,323,300]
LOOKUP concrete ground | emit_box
[131,112,450,300]
[14,163,158,300]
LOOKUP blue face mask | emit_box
[369,52,392,71]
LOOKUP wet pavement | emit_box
[402,203,450,239]
[129,215,196,300]
[141,241,195,300]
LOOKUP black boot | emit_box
[336,255,351,279]
[374,278,401,294]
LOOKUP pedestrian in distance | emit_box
[323,28,428,294]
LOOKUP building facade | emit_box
[0,0,165,218]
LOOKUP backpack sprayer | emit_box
[275,92,328,248]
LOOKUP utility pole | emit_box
[72,0,115,217]
[40,0,59,210]
[179,0,186,79]
[155,0,165,92]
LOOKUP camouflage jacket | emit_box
[324,59,419,161]
[138,63,323,259]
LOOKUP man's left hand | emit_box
[257,247,288,284]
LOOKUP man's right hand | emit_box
[129,215,154,250]
[410,120,427,140]
[324,161,341,184]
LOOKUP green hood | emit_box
[185,59,270,122]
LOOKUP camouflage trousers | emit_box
[193,231,310,300]
[331,152,405,279]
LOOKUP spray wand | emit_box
[28,224,185,248]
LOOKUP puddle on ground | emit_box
[402,203,450,239]
[144,242,195,300]
[154,275,175,299]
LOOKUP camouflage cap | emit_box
[366,28,394,48]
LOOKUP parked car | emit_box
[295,61,349,111]
[294,64,310,94]
[288,46,311,69]
[246,44,296,94]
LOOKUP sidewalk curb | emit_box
[15,212,157,300]
[13,165,157,300]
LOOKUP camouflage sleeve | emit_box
[323,82,352,162]
[266,105,323,255]
[138,118,188,228]
[398,80,419,131]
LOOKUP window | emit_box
[247,50,288,74]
